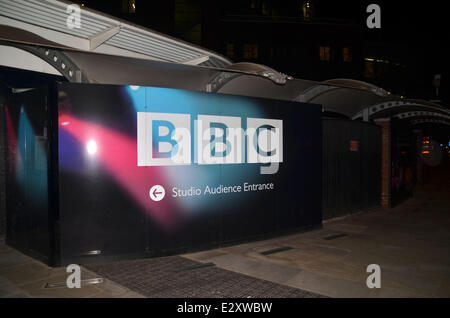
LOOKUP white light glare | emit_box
[87,140,97,155]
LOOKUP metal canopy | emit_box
[304,83,392,117]
[64,49,220,90]
[0,0,448,128]
[0,0,231,67]
[300,79,450,125]
[2,39,448,128]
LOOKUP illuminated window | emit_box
[226,43,235,58]
[121,0,136,13]
[129,0,136,13]
[303,0,313,21]
[262,2,269,15]
[243,44,258,59]
[343,47,352,62]
[363,61,374,78]
[319,46,330,61]
[250,0,257,9]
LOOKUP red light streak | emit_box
[59,114,184,231]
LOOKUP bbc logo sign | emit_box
[137,112,283,166]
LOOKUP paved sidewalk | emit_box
[86,255,324,298]
[0,240,144,298]
[0,239,323,298]
[185,165,450,298]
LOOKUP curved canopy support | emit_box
[322,78,390,97]
[410,119,450,126]
[393,111,450,121]
[224,62,293,85]
[206,71,243,93]
[352,100,450,120]
[0,44,62,76]
[294,78,389,103]
[294,84,339,103]
[22,43,86,82]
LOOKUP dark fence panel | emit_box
[322,119,381,219]
[57,83,323,265]
[4,87,51,263]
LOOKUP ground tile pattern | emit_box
[85,256,325,298]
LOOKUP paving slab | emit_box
[18,272,103,298]
[0,243,146,298]
[0,276,23,297]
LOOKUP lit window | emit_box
[303,0,312,21]
[121,0,136,13]
[343,47,352,62]
[363,61,374,78]
[243,44,258,59]
[226,43,235,58]
[129,0,136,13]
[319,46,330,61]
[262,2,269,15]
[250,0,257,9]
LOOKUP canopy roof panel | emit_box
[0,0,231,67]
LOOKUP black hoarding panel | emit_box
[4,87,51,263]
[322,119,381,219]
[57,83,322,264]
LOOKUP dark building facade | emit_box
[74,0,447,106]
[74,0,364,81]
[202,0,364,81]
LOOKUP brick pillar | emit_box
[413,129,423,185]
[375,118,391,208]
